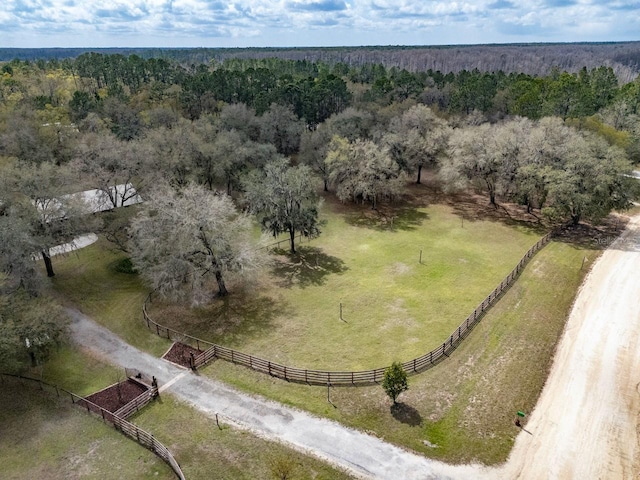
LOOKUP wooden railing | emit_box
[145,233,552,385]
[114,388,156,419]
[0,373,185,480]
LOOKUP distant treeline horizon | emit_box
[2,42,639,81]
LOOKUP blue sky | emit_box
[1,0,639,48]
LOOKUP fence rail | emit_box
[145,232,552,385]
[0,373,185,480]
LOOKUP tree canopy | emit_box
[244,159,322,254]
[129,183,258,300]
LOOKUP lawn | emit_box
[202,239,598,465]
[0,379,173,480]
[147,192,544,370]
[50,237,171,358]
[48,187,605,464]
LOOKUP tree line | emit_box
[1,52,639,373]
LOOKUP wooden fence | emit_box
[144,232,552,386]
[0,373,185,480]
[261,231,309,251]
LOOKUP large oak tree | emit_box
[129,183,258,299]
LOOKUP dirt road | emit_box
[491,215,640,479]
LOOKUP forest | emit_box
[1,50,639,372]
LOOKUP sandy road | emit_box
[490,215,640,480]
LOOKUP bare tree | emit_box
[129,183,259,299]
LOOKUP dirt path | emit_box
[68,214,640,479]
[491,215,640,480]
[69,308,481,480]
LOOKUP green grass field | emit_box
[11,345,353,479]
[49,189,601,464]
[147,195,544,370]
[203,240,597,465]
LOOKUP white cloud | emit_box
[0,0,638,47]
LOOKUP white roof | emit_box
[33,183,143,220]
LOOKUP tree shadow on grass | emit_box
[344,206,429,232]
[155,294,281,346]
[390,402,423,427]
[204,294,282,345]
[270,246,348,288]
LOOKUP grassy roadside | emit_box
[130,395,353,480]
[50,237,170,358]
[201,240,598,465]
[16,345,354,479]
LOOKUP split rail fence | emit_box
[144,232,552,386]
[0,373,185,480]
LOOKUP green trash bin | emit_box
[517,411,526,417]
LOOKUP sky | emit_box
[1,0,639,48]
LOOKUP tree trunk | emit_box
[42,250,55,277]
[289,228,296,254]
[215,270,228,296]
[571,213,581,226]
[489,190,497,208]
[416,164,422,184]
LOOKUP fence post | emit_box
[413,358,417,372]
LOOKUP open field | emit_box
[147,192,544,370]
[203,240,599,464]
[49,188,606,463]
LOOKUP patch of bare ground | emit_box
[82,379,147,413]
[162,342,204,368]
